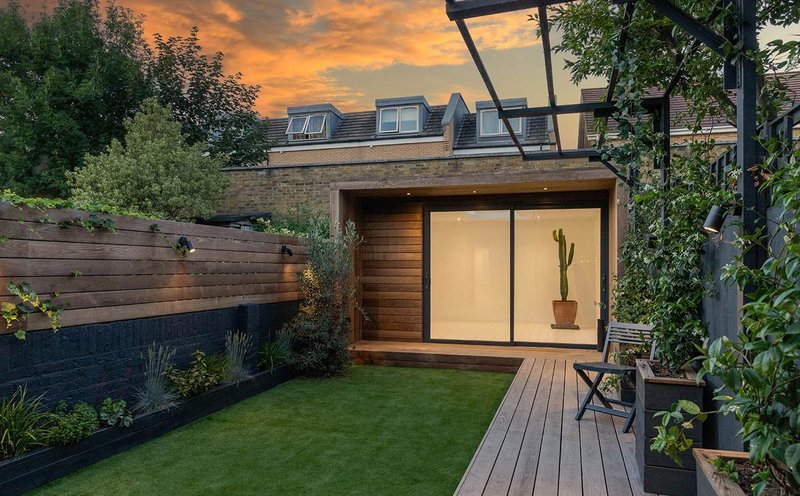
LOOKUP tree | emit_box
[68,99,228,221]
[0,0,151,197]
[150,28,270,167]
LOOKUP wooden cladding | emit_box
[359,200,423,342]
[0,204,306,333]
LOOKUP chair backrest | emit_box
[601,322,655,363]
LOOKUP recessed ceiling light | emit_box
[543,187,549,191]
[472,190,477,194]
[406,192,411,196]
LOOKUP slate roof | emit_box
[267,105,448,147]
[453,114,552,149]
[579,71,800,144]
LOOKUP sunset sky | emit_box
[17,1,800,147]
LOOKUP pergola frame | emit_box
[445,0,763,268]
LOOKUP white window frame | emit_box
[379,105,419,134]
[286,114,327,140]
[479,109,523,137]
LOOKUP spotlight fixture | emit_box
[281,245,294,257]
[703,201,741,235]
[177,236,195,253]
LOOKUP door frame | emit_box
[422,194,609,349]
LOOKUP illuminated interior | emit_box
[428,208,601,345]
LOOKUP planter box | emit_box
[694,449,748,496]
[635,359,705,496]
[0,365,295,496]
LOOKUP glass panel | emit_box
[306,114,326,134]
[380,108,398,132]
[480,110,500,135]
[286,116,307,134]
[430,210,511,342]
[514,208,600,345]
[399,107,418,132]
[501,117,523,135]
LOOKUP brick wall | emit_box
[0,301,299,407]
[270,139,451,166]
[220,154,592,219]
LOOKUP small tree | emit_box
[68,99,228,221]
[283,220,362,377]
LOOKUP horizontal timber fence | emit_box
[0,202,307,333]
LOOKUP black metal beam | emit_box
[522,148,602,160]
[647,0,726,55]
[499,97,666,119]
[445,0,570,21]
[537,5,562,153]
[454,19,527,156]
[601,160,635,188]
[606,0,637,102]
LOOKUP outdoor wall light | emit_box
[703,202,741,235]
[177,236,195,253]
[281,245,294,257]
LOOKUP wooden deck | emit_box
[455,357,656,496]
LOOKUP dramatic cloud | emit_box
[113,0,539,116]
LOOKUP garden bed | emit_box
[0,366,295,496]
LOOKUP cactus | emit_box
[552,228,575,301]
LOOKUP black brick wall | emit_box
[0,301,300,407]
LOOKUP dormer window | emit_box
[479,109,523,137]
[286,114,327,140]
[379,106,419,134]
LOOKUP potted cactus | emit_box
[551,228,578,329]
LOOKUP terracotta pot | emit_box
[693,449,748,496]
[552,300,578,327]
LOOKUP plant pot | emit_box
[693,449,748,496]
[552,300,578,328]
[635,359,706,496]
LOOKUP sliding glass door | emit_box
[429,210,511,342]
[425,205,603,347]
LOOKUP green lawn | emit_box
[32,365,512,496]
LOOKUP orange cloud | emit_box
[110,0,540,116]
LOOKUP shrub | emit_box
[68,99,229,222]
[44,402,98,446]
[0,385,47,459]
[259,332,292,373]
[98,398,133,428]
[283,220,362,377]
[169,351,227,398]
[134,344,178,414]
[224,330,253,384]
[253,207,328,238]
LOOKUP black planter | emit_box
[0,365,295,496]
[634,359,705,496]
[694,449,748,496]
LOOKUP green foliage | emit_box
[599,343,650,394]
[0,1,269,197]
[552,228,575,301]
[0,385,47,460]
[254,208,329,238]
[98,398,133,428]
[650,400,707,466]
[169,351,227,399]
[149,28,270,167]
[134,344,178,414]
[3,281,64,340]
[713,456,741,485]
[283,220,362,377]
[224,330,253,385]
[44,401,98,446]
[69,99,229,221]
[259,332,292,373]
[0,189,150,219]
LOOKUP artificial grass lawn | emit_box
[32,365,513,496]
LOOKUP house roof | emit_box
[267,105,448,147]
[579,71,800,144]
[454,114,552,149]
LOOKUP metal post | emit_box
[736,0,762,276]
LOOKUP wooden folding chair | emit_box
[573,322,655,433]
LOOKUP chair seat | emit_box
[573,361,634,374]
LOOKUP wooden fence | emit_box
[0,203,307,333]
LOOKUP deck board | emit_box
[454,356,658,496]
